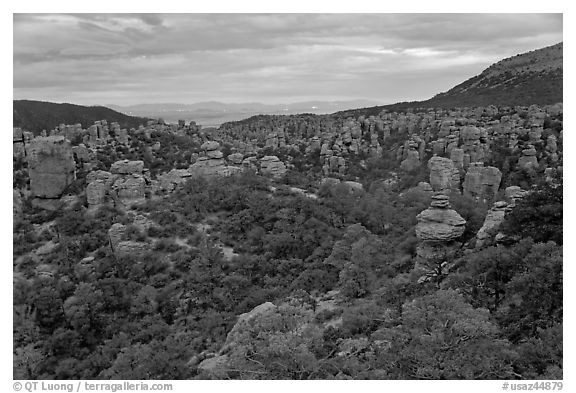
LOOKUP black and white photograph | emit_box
[11,9,564,385]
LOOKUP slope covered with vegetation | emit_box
[13,100,150,134]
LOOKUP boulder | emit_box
[260,156,287,179]
[197,355,229,379]
[201,141,220,151]
[221,302,278,353]
[227,153,244,165]
[342,181,364,194]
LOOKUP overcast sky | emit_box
[13,13,562,106]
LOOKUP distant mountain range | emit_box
[334,42,563,118]
[14,43,562,132]
[106,100,382,126]
[13,100,150,134]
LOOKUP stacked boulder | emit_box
[110,160,147,206]
[189,141,241,177]
[27,136,76,199]
[545,135,559,163]
[505,186,529,206]
[85,160,148,209]
[518,145,539,170]
[415,194,466,273]
[400,139,421,172]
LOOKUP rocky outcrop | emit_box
[113,176,146,206]
[13,128,32,157]
[463,163,502,201]
[114,241,150,258]
[108,223,126,251]
[476,201,508,248]
[189,141,241,177]
[86,180,107,207]
[227,153,244,165]
[107,222,149,258]
[27,136,76,199]
[505,186,529,206]
[110,160,144,175]
[428,156,459,194]
[156,169,192,193]
[259,156,287,179]
[400,140,421,172]
[109,160,147,207]
[197,302,279,378]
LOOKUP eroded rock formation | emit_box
[27,136,76,199]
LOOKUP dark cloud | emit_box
[13,13,562,105]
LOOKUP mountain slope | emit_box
[13,100,150,134]
[334,42,563,118]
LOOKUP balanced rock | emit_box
[518,146,538,170]
[416,195,466,242]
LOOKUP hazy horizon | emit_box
[14,14,562,106]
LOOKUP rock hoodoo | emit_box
[415,193,466,275]
[475,200,508,248]
[462,163,502,201]
[428,156,459,194]
[27,136,76,199]
[189,141,241,177]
